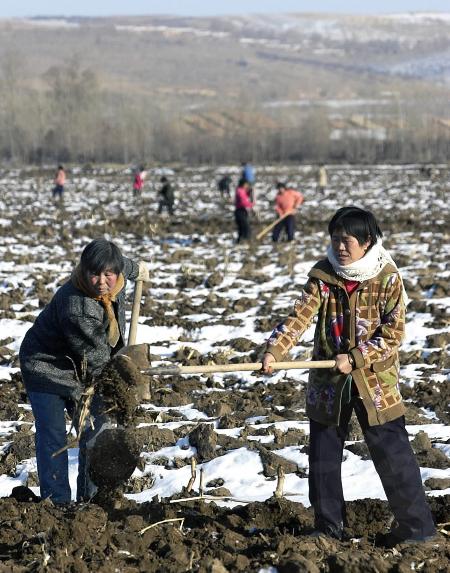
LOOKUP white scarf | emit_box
[326,240,410,305]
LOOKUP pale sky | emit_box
[1,1,449,18]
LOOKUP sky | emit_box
[0,1,449,19]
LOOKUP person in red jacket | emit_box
[132,166,146,198]
[272,182,304,242]
[234,179,254,243]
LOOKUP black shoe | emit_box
[309,522,343,541]
[376,528,437,548]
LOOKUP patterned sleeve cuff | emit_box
[265,345,286,363]
[350,348,365,369]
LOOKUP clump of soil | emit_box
[402,381,450,424]
[88,427,140,490]
[205,271,223,288]
[96,355,144,425]
[188,423,217,462]
[254,442,299,477]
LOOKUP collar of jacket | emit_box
[308,258,398,287]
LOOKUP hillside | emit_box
[0,12,449,163]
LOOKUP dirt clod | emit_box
[189,423,217,462]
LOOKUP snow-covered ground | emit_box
[0,163,448,506]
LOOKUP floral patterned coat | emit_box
[265,259,406,426]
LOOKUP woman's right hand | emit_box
[137,261,151,282]
[261,353,276,374]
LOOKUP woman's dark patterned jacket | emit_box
[265,259,406,427]
[19,257,139,399]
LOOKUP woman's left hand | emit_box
[335,353,353,374]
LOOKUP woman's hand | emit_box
[335,353,353,374]
[261,353,276,374]
[137,261,150,282]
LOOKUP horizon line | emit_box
[3,10,450,19]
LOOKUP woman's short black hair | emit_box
[80,238,124,276]
[328,206,383,248]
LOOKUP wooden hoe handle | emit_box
[128,279,143,346]
[143,360,336,376]
[256,211,293,240]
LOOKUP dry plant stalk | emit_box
[274,466,285,498]
[139,517,185,535]
[186,457,197,492]
[52,385,96,457]
[188,550,196,570]
[170,494,253,504]
[199,467,204,496]
[37,533,50,567]
[223,248,230,279]
[52,352,95,458]
[287,242,296,277]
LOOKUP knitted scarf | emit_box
[72,266,125,347]
[326,240,409,305]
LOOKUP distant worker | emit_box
[241,161,255,186]
[272,182,304,242]
[318,164,328,194]
[217,174,232,199]
[157,176,175,216]
[52,165,66,201]
[133,166,146,198]
[234,179,254,243]
[241,161,256,202]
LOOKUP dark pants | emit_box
[52,185,64,199]
[158,199,174,215]
[27,391,107,503]
[272,214,296,242]
[235,208,251,242]
[309,394,435,538]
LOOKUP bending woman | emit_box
[20,238,149,503]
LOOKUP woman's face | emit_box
[331,231,371,265]
[89,269,118,295]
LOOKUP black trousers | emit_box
[235,208,251,242]
[158,199,174,215]
[272,214,296,242]
[309,394,436,537]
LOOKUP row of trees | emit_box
[1,57,449,165]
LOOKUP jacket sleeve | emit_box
[350,272,405,369]
[242,192,254,209]
[62,310,112,381]
[265,278,322,361]
[123,257,139,281]
[274,196,283,216]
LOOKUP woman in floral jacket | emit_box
[262,206,435,546]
